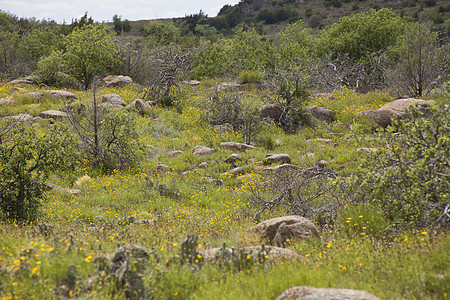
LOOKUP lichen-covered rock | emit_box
[126,99,152,115]
[263,154,292,165]
[260,104,283,122]
[103,75,133,88]
[247,215,319,246]
[38,110,68,119]
[44,90,77,100]
[220,142,255,152]
[303,106,335,123]
[191,146,216,156]
[101,94,125,106]
[357,110,402,128]
[200,246,302,262]
[275,286,381,300]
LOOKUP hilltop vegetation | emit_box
[0,5,449,300]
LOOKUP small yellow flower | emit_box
[404,235,408,242]
[32,267,38,274]
[246,254,251,259]
[326,241,332,248]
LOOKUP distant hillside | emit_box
[128,0,449,37]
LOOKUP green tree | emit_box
[143,20,181,46]
[319,8,406,62]
[0,124,74,222]
[64,23,120,90]
[112,14,131,35]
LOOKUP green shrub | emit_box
[238,70,264,84]
[348,105,449,227]
[0,124,74,222]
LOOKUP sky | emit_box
[0,0,241,23]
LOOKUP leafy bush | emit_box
[349,105,449,227]
[0,124,74,222]
[238,70,264,84]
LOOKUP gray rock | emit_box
[47,183,81,195]
[103,75,133,88]
[11,87,26,93]
[0,98,13,104]
[201,177,224,186]
[262,164,301,173]
[200,246,302,262]
[23,92,44,99]
[357,147,378,153]
[8,78,34,85]
[44,90,77,100]
[38,110,68,119]
[225,153,242,164]
[247,215,320,246]
[4,113,33,122]
[316,160,327,168]
[303,106,335,123]
[211,82,242,90]
[191,146,216,156]
[126,99,152,115]
[167,150,183,157]
[260,104,283,122]
[357,110,402,128]
[179,80,201,86]
[379,98,435,114]
[275,286,381,300]
[306,138,332,143]
[264,154,292,165]
[220,142,255,152]
[101,94,125,106]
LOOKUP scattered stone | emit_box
[262,164,301,173]
[214,123,233,132]
[191,146,216,156]
[316,160,327,168]
[8,78,34,85]
[260,104,283,122]
[225,153,242,164]
[220,141,255,152]
[201,177,224,186]
[126,99,152,115]
[379,98,435,114]
[145,145,159,151]
[101,94,125,107]
[11,87,26,93]
[103,75,133,88]
[167,150,183,157]
[357,147,378,153]
[200,246,302,262]
[357,110,402,128]
[44,90,77,100]
[303,106,335,123]
[197,161,209,168]
[275,139,282,146]
[247,215,320,246]
[211,82,242,90]
[47,183,81,195]
[275,286,381,300]
[73,175,92,187]
[330,133,342,137]
[222,166,248,176]
[301,167,337,179]
[23,92,44,99]
[156,162,171,171]
[306,138,332,143]
[179,80,201,86]
[38,110,68,119]
[0,98,13,104]
[264,154,292,165]
[4,113,33,122]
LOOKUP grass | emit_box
[0,80,448,299]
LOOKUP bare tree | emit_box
[386,22,445,97]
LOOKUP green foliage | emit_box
[238,70,264,84]
[0,124,74,222]
[191,28,276,79]
[319,8,406,61]
[349,105,450,226]
[143,20,181,46]
[64,24,120,90]
[112,14,131,35]
[277,20,315,72]
[68,99,144,174]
